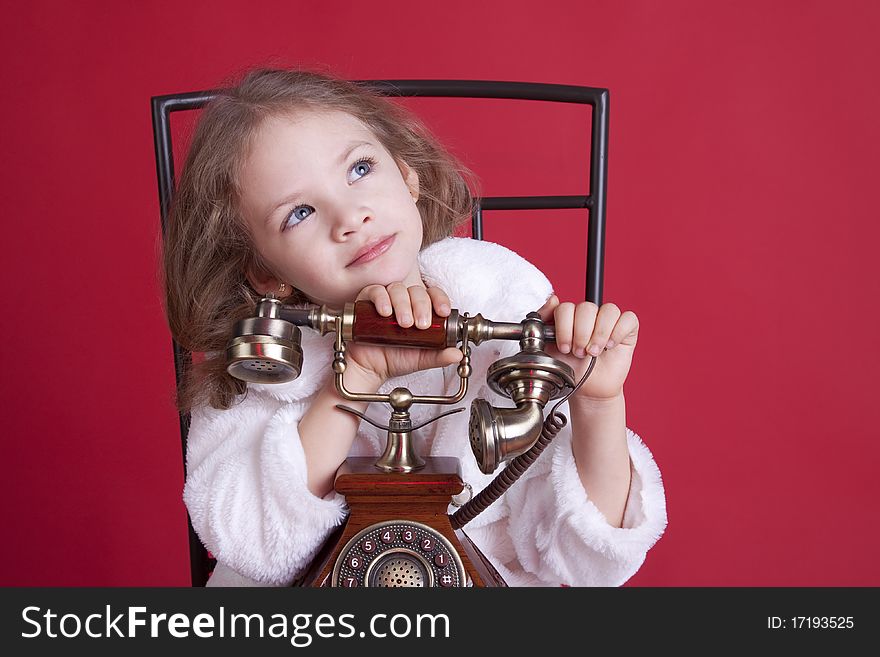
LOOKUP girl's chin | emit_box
[312,262,420,306]
[358,263,417,287]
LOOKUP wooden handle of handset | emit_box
[351,300,450,349]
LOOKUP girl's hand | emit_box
[344,283,462,384]
[536,294,639,403]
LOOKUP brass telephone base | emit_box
[294,457,506,588]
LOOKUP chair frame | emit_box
[151,79,609,586]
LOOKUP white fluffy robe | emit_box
[184,237,668,587]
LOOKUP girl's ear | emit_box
[399,160,420,202]
[244,263,280,296]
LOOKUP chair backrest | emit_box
[151,79,609,586]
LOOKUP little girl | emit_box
[162,67,667,587]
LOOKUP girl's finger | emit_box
[425,286,451,317]
[607,310,639,349]
[424,346,463,370]
[571,302,599,357]
[407,285,433,329]
[536,294,559,322]
[552,301,576,354]
[584,302,621,356]
[357,284,392,316]
[386,282,414,327]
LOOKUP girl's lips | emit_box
[347,234,395,266]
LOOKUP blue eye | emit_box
[283,204,314,229]
[347,157,376,183]
[281,157,376,230]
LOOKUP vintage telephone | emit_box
[225,295,596,587]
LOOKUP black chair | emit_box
[151,79,610,586]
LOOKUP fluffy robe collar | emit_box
[247,236,554,403]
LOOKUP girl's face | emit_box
[238,110,424,309]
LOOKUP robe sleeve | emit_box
[182,393,348,586]
[495,414,668,586]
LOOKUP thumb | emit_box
[440,346,463,366]
[419,346,465,372]
[536,293,559,323]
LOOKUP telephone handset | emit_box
[225,295,595,587]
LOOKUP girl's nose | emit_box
[330,203,373,241]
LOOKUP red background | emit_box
[2,0,878,586]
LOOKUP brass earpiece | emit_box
[225,296,304,383]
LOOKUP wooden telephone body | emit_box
[296,457,506,587]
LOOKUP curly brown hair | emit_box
[160,68,478,412]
